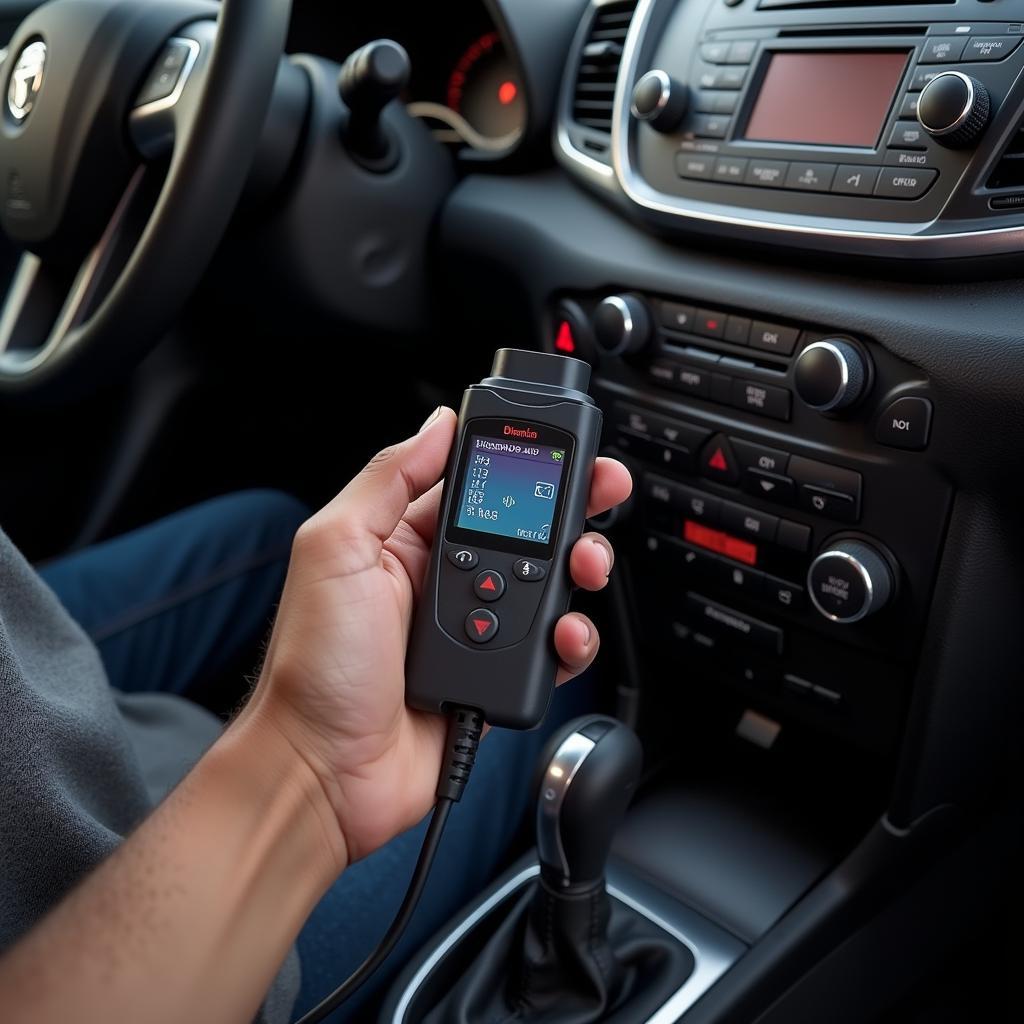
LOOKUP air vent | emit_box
[571,0,639,136]
[987,123,1024,190]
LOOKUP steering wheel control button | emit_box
[917,71,990,148]
[592,295,652,356]
[808,541,893,624]
[474,570,506,601]
[513,559,547,582]
[699,434,740,484]
[875,396,933,450]
[794,339,869,413]
[447,547,479,571]
[465,609,499,643]
[631,70,689,132]
[135,40,194,107]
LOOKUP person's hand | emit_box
[240,407,632,870]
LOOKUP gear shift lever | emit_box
[337,38,410,170]
[536,718,643,891]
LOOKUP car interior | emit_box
[2,0,1022,1020]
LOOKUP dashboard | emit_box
[287,0,526,155]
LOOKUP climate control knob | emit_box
[917,71,990,149]
[592,295,652,356]
[793,339,870,413]
[808,541,894,624]
[631,70,689,132]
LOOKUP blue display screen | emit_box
[455,434,567,545]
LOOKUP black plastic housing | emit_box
[406,350,602,729]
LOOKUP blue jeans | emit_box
[40,490,590,1021]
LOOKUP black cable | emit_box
[293,706,485,1024]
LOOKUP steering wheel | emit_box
[0,0,291,400]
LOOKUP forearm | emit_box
[0,708,346,1024]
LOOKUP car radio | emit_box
[559,0,1024,256]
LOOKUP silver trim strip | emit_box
[536,732,596,882]
[547,0,1024,257]
[390,862,741,1024]
[796,340,850,413]
[917,70,974,137]
[808,548,875,624]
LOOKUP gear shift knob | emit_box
[337,39,410,169]
[535,716,642,890]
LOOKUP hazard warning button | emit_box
[473,569,506,602]
[465,608,499,643]
[699,434,740,484]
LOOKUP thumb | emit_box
[300,408,457,574]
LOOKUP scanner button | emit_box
[447,547,478,570]
[465,609,499,643]
[474,570,506,601]
[513,559,547,582]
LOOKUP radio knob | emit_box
[630,70,689,132]
[808,541,894,624]
[917,71,990,149]
[592,295,652,356]
[793,339,870,413]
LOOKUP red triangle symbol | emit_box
[554,321,576,353]
[480,575,496,591]
[472,618,491,636]
[708,447,728,471]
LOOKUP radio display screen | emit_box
[744,51,909,148]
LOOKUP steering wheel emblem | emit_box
[8,40,46,123]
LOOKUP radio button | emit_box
[874,167,938,199]
[713,157,749,183]
[692,114,731,138]
[713,560,764,597]
[920,37,968,64]
[660,300,697,332]
[676,363,712,397]
[887,122,928,149]
[731,438,789,475]
[745,159,789,187]
[777,519,811,553]
[909,68,946,92]
[749,320,800,355]
[742,468,797,505]
[899,93,920,119]
[695,308,727,338]
[788,456,861,503]
[831,165,881,196]
[699,66,747,90]
[963,36,1021,62]
[722,501,778,542]
[890,149,931,168]
[678,485,722,524]
[700,41,730,64]
[724,315,751,345]
[726,41,757,64]
[675,152,715,180]
[695,90,739,114]
[784,162,837,192]
[764,576,806,610]
[875,396,932,450]
[799,486,857,522]
[732,379,791,420]
[686,593,783,655]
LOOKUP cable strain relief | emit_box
[437,705,485,803]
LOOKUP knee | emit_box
[195,489,311,551]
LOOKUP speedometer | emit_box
[447,31,524,142]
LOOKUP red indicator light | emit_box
[683,520,758,567]
[554,320,576,353]
[498,80,518,105]
[706,319,719,331]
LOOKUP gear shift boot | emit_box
[415,873,694,1024]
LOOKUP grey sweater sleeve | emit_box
[0,529,300,1022]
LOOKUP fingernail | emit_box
[419,406,442,433]
[578,617,592,646]
[593,538,612,576]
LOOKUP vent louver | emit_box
[987,123,1024,191]
[571,1,639,136]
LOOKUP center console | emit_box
[553,288,950,755]
[559,0,1024,256]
